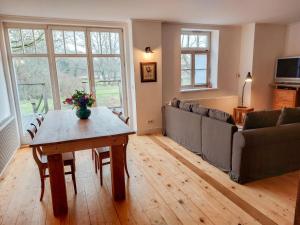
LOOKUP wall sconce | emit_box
[144,46,154,60]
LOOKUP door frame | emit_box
[3,22,129,144]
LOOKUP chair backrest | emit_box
[119,114,129,125]
[27,124,38,140]
[27,123,44,167]
[36,114,44,126]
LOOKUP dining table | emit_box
[30,107,135,217]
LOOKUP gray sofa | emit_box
[163,103,237,172]
[163,100,300,183]
[230,109,300,183]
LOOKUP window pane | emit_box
[195,54,207,69]
[75,31,86,54]
[195,70,207,85]
[188,34,197,48]
[100,32,111,54]
[56,58,89,108]
[53,30,65,54]
[91,32,101,54]
[181,69,192,86]
[64,31,76,54]
[110,32,120,54]
[12,57,53,130]
[198,35,208,48]
[181,34,188,48]
[33,30,47,54]
[181,54,191,69]
[8,29,23,54]
[22,29,35,54]
[93,57,122,107]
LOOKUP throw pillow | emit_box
[170,97,180,108]
[179,101,193,112]
[209,108,235,124]
[277,107,300,125]
[191,104,209,116]
[243,110,281,130]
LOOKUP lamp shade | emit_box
[245,72,252,82]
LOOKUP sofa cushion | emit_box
[209,108,235,124]
[170,97,180,108]
[179,101,193,112]
[277,107,300,125]
[243,110,281,130]
[191,104,209,116]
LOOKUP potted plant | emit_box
[63,90,95,119]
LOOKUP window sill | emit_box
[180,87,218,93]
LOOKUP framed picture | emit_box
[140,62,157,82]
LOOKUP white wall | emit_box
[238,23,255,107]
[162,22,241,104]
[130,20,162,134]
[284,21,300,56]
[251,24,286,110]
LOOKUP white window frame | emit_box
[180,31,211,89]
[3,22,128,142]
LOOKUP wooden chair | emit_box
[27,124,77,201]
[36,114,44,127]
[93,113,130,186]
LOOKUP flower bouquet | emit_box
[63,90,95,119]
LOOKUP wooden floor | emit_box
[0,134,298,225]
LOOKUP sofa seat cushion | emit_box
[179,101,193,112]
[243,110,281,130]
[277,107,300,125]
[191,104,209,116]
[209,108,235,124]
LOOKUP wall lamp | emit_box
[241,72,253,107]
[144,46,154,60]
[145,47,153,53]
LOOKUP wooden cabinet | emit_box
[272,88,300,109]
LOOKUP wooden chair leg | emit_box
[99,157,103,186]
[39,169,45,201]
[124,148,130,178]
[71,163,77,194]
[94,152,98,174]
[92,149,94,160]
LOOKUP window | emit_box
[0,51,10,125]
[180,31,210,89]
[5,24,126,138]
[7,28,54,130]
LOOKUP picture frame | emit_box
[140,62,157,82]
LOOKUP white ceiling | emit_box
[0,0,300,25]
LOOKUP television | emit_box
[275,57,300,83]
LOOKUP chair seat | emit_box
[40,152,74,164]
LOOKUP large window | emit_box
[5,24,126,137]
[181,31,210,89]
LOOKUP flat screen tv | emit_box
[275,57,300,83]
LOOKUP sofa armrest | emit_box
[231,123,300,183]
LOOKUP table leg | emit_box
[47,153,68,216]
[110,144,125,200]
[294,173,300,224]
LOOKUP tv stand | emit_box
[272,83,300,109]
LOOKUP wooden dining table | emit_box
[30,107,135,217]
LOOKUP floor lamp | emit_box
[241,72,253,107]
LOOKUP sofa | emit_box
[162,100,237,172]
[230,108,300,183]
[163,98,300,183]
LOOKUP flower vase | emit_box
[76,105,91,119]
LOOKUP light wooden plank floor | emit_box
[0,134,298,225]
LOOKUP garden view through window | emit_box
[180,30,210,89]
[6,25,125,133]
